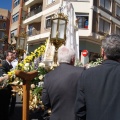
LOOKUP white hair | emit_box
[58,45,75,63]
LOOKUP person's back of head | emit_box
[58,45,75,65]
[101,34,120,61]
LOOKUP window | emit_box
[116,5,120,17]
[28,25,33,36]
[12,13,19,23]
[47,0,55,5]
[76,13,89,29]
[3,22,6,28]
[99,18,110,33]
[11,29,17,36]
[0,32,5,39]
[100,0,111,11]
[116,26,120,35]
[14,0,20,7]
[0,15,3,19]
[46,15,52,28]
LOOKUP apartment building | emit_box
[9,0,27,45]
[0,8,11,58]
[73,0,120,56]
[10,0,120,57]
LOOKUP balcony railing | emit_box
[27,29,40,36]
[23,7,42,20]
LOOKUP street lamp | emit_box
[50,12,68,65]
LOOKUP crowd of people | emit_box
[42,34,120,120]
[0,34,120,120]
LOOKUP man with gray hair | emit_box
[75,34,120,120]
[42,45,84,120]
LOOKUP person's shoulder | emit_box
[83,64,102,74]
[74,65,85,70]
[1,60,7,64]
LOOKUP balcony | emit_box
[27,29,40,36]
[24,6,42,20]
[24,0,42,7]
[23,7,42,25]
[27,32,50,42]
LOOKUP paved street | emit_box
[9,93,44,120]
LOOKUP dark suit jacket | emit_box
[42,63,84,120]
[1,60,12,75]
[75,60,120,120]
[0,60,13,119]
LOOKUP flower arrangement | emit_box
[74,58,103,68]
[7,43,48,110]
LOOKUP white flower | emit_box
[25,63,30,66]
[38,82,44,87]
[39,63,45,68]
[19,82,23,85]
[24,63,30,71]
[31,84,35,89]
[39,75,43,80]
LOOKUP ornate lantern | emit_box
[16,32,27,62]
[50,12,68,65]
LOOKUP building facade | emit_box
[10,0,120,58]
[74,0,120,58]
[0,8,11,58]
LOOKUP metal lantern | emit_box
[16,32,27,62]
[16,32,27,50]
[50,13,68,65]
[50,13,68,48]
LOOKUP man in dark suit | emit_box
[0,51,14,120]
[1,51,13,75]
[42,46,84,120]
[75,34,120,120]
